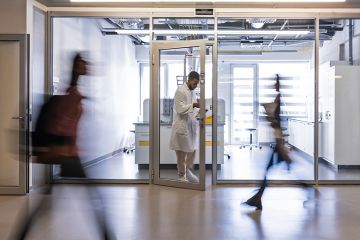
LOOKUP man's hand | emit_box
[193,103,200,108]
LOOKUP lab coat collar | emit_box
[184,82,191,92]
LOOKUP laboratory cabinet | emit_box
[288,119,316,157]
[134,123,225,167]
[134,98,226,168]
[319,62,360,167]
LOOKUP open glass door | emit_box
[151,40,207,190]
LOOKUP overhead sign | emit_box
[195,9,214,16]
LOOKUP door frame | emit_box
[0,34,29,195]
[151,40,207,190]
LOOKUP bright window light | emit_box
[71,0,346,2]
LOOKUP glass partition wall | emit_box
[216,18,316,182]
[51,17,150,181]
[50,14,360,185]
[318,18,360,182]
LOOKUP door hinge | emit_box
[152,54,155,66]
[151,169,154,180]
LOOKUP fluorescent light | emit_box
[71,0,345,2]
[114,29,309,35]
[115,29,213,35]
[218,30,310,35]
[115,29,150,34]
[153,30,214,35]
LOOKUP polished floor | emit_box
[1,184,360,240]
[71,145,360,181]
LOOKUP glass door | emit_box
[151,40,207,190]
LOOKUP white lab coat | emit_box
[169,83,199,152]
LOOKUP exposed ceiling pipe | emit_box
[164,18,181,40]
[104,18,145,45]
[349,19,353,65]
[268,20,288,47]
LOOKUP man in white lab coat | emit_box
[170,71,200,183]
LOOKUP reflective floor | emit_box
[1,184,360,240]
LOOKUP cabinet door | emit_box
[297,122,306,151]
[305,123,314,156]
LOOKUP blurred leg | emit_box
[15,183,53,240]
[61,156,111,240]
[244,149,276,210]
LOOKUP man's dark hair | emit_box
[188,71,200,81]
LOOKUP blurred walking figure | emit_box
[243,74,292,210]
[14,53,111,239]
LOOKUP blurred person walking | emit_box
[14,53,112,240]
[243,74,305,210]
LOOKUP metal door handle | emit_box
[12,116,24,120]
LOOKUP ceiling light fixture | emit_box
[114,29,309,35]
[115,29,213,35]
[218,30,310,35]
[115,29,150,34]
[153,30,214,35]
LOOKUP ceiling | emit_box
[39,0,357,51]
[98,17,346,50]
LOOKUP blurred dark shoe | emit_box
[243,198,262,210]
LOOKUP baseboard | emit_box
[338,165,360,170]
[138,164,221,170]
[319,157,338,171]
[318,158,360,170]
[83,148,124,168]
[288,146,313,163]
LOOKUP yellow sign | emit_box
[205,116,212,124]
[205,140,220,146]
[138,140,150,146]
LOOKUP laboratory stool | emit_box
[123,130,136,154]
[240,128,262,150]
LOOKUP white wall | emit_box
[0,0,27,34]
[53,18,141,163]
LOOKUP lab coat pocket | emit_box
[175,121,188,136]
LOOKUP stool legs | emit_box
[239,130,262,150]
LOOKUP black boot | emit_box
[243,191,263,210]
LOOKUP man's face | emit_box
[188,79,199,90]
